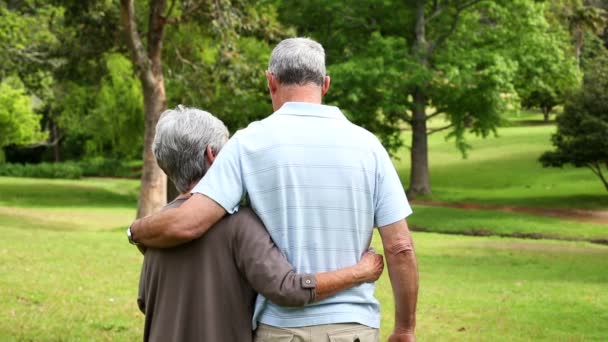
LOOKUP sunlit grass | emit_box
[1,120,605,341]
[372,232,608,341]
[394,125,608,210]
[2,212,606,341]
[408,205,608,241]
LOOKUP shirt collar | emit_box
[273,102,347,121]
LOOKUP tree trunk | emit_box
[574,26,583,69]
[51,120,60,162]
[408,88,431,197]
[595,164,608,192]
[120,0,168,218]
[407,0,432,198]
[542,107,551,122]
[136,77,167,218]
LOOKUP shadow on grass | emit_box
[479,194,608,211]
[411,225,608,246]
[423,194,608,211]
[0,182,137,208]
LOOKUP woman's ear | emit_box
[205,145,216,165]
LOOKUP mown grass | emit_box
[1,207,606,341]
[394,125,608,210]
[1,120,606,341]
[0,177,138,208]
[408,206,608,242]
[372,232,608,341]
[0,225,143,341]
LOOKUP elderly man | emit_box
[137,106,385,342]
[130,38,418,342]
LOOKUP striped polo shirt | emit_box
[192,102,412,329]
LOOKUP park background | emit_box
[1,0,607,340]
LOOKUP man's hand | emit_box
[314,249,384,300]
[129,193,226,248]
[354,249,384,282]
[388,331,416,342]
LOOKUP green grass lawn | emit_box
[373,232,608,341]
[1,122,606,341]
[409,206,608,242]
[393,125,608,210]
[1,177,607,341]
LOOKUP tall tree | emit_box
[0,1,63,160]
[120,0,288,215]
[407,0,486,196]
[540,52,608,191]
[119,0,171,217]
[280,0,575,197]
[519,2,582,122]
[561,0,607,67]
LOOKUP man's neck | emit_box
[273,84,322,110]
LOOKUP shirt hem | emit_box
[256,313,380,330]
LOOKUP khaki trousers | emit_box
[254,323,379,342]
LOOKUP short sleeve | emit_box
[191,133,245,214]
[374,145,413,227]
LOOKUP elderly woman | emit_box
[136,106,384,342]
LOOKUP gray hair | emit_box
[268,37,326,86]
[153,105,229,193]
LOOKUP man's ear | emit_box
[321,75,331,96]
[205,146,216,165]
[266,70,278,94]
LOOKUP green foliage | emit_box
[164,32,276,132]
[57,53,144,159]
[0,77,46,147]
[78,158,142,179]
[279,0,573,157]
[0,1,63,121]
[163,1,293,133]
[512,2,582,119]
[540,52,608,190]
[0,162,82,179]
[0,158,141,180]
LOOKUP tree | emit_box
[518,6,581,122]
[561,0,607,67]
[56,53,144,160]
[119,0,173,217]
[540,52,608,191]
[120,0,289,216]
[280,0,569,197]
[0,1,64,161]
[0,77,47,154]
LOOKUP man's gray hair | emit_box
[153,105,229,193]
[268,37,326,86]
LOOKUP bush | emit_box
[78,158,142,179]
[0,159,142,180]
[0,162,82,179]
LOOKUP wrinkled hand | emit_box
[388,332,416,342]
[356,249,384,282]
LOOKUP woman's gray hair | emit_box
[153,105,229,193]
[268,37,326,86]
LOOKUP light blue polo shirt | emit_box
[192,102,412,329]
